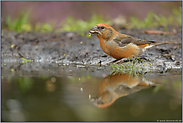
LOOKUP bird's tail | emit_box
[143,41,180,52]
[152,41,170,46]
[144,41,169,50]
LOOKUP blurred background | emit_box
[2,1,181,25]
[1,1,182,34]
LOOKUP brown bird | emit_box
[89,24,168,60]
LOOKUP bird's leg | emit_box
[107,58,129,65]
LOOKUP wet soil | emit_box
[1,26,182,73]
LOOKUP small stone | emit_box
[80,88,83,91]
[89,95,91,99]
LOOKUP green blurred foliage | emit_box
[129,7,182,29]
[172,7,182,26]
[35,22,55,33]
[2,7,181,35]
[3,11,56,33]
[153,79,182,94]
[69,75,91,83]
[18,77,34,93]
[5,11,32,32]
[60,14,112,37]
[6,77,34,93]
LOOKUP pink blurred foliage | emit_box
[1,1,182,25]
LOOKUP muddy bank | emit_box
[1,26,182,73]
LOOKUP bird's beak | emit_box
[89,26,100,36]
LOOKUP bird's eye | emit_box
[101,26,104,29]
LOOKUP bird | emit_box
[89,24,168,60]
[90,72,154,108]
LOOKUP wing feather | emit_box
[113,35,155,47]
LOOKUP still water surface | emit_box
[1,64,182,122]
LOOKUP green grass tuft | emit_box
[110,58,146,76]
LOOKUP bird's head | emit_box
[89,24,116,41]
[90,91,115,108]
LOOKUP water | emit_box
[1,64,182,122]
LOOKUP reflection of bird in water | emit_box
[90,72,155,108]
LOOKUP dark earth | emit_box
[1,26,182,76]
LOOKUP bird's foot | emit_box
[137,56,152,62]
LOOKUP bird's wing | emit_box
[113,35,155,47]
